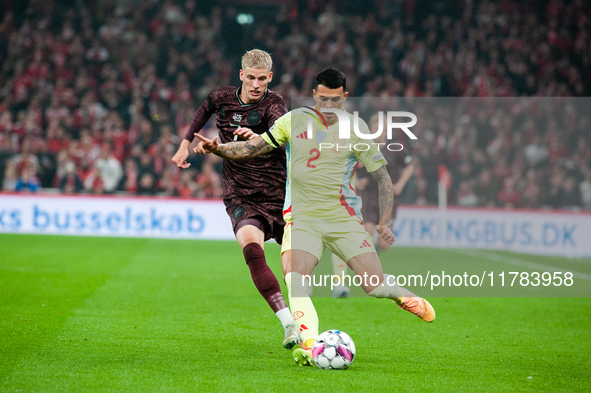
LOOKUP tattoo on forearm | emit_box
[370,166,394,227]
[215,137,274,160]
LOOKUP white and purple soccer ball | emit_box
[312,330,356,370]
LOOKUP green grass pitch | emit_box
[1,234,590,392]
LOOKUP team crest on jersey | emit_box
[233,113,243,122]
[233,206,245,219]
[316,131,327,144]
[247,110,261,125]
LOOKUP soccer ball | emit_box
[312,330,356,370]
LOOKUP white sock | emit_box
[276,307,295,328]
[285,272,319,346]
[367,274,404,304]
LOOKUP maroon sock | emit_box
[242,242,287,313]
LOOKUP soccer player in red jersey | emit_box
[171,49,300,349]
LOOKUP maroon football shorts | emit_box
[226,199,285,244]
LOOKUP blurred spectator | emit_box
[59,161,83,194]
[524,135,549,168]
[457,181,478,207]
[137,152,155,177]
[84,168,105,194]
[559,176,581,208]
[94,144,123,193]
[121,158,139,194]
[498,178,521,208]
[545,166,567,207]
[0,138,15,187]
[580,172,591,210]
[36,140,57,188]
[15,167,40,192]
[474,169,499,208]
[157,169,177,197]
[522,169,541,209]
[177,170,197,198]
[196,161,222,199]
[137,173,156,196]
[3,160,18,191]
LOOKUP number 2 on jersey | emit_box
[306,148,321,169]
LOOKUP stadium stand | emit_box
[0,0,589,210]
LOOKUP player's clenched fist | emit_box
[375,225,395,245]
[171,140,191,169]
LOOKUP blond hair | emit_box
[241,49,273,71]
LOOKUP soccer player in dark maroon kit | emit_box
[171,50,300,349]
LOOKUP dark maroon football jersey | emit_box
[185,86,288,206]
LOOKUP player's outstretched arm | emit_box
[370,165,396,245]
[194,133,274,161]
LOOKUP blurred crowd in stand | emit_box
[0,0,589,210]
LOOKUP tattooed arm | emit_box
[370,165,396,244]
[194,134,274,161]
